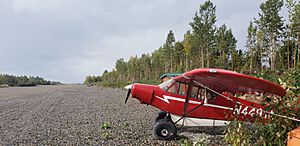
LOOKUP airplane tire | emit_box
[153,119,177,140]
[155,111,167,122]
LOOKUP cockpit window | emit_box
[178,83,188,95]
[159,79,174,91]
[165,81,188,96]
[189,85,217,102]
[190,86,199,99]
[167,82,180,94]
[159,79,188,96]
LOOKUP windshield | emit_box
[159,79,174,91]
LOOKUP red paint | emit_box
[129,68,286,122]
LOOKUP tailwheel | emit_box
[153,119,177,140]
[155,111,167,122]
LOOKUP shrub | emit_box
[224,69,300,145]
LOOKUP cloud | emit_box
[13,0,43,13]
[0,0,287,83]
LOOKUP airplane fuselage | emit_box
[131,83,270,124]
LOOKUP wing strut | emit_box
[181,83,193,126]
[174,100,205,124]
[174,78,208,125]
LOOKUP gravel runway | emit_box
[0,85,225,145]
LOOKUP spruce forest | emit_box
[84,0,300,88]
[0,74,61,87]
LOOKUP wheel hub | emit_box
[161,129,168,136]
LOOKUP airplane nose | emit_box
[130,84,154,105]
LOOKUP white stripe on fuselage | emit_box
[203,103,233,111]
[155,95,202,104]
[155,95,233,111]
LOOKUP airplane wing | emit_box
[174,68,286,97]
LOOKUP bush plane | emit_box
[124,68,298,140]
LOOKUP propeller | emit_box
[124,84,133,104]
[125,89,131,104]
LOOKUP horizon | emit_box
[0,0,288,83]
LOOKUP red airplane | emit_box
[124,68,292,140]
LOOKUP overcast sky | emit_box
[0,0,288,83]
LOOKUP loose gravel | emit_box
[0,85,226,145]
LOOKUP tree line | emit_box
[0,74,61,87]
[85,0,300,87]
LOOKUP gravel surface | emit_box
[0,85,226,145]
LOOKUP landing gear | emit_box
[153,112,177,140]
[155,111,167,122]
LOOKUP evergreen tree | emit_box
[289,1,300,68]
[215,24,237,69]
[183,31,193,71]
[163,30,176,72]
[246,22,257,71]
[255,0,284,70]
[256,29,268,71]
[190,0,216,68]
[115,58,127,79]
[174,42,185,72]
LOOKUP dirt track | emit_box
[0,85,225,145]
